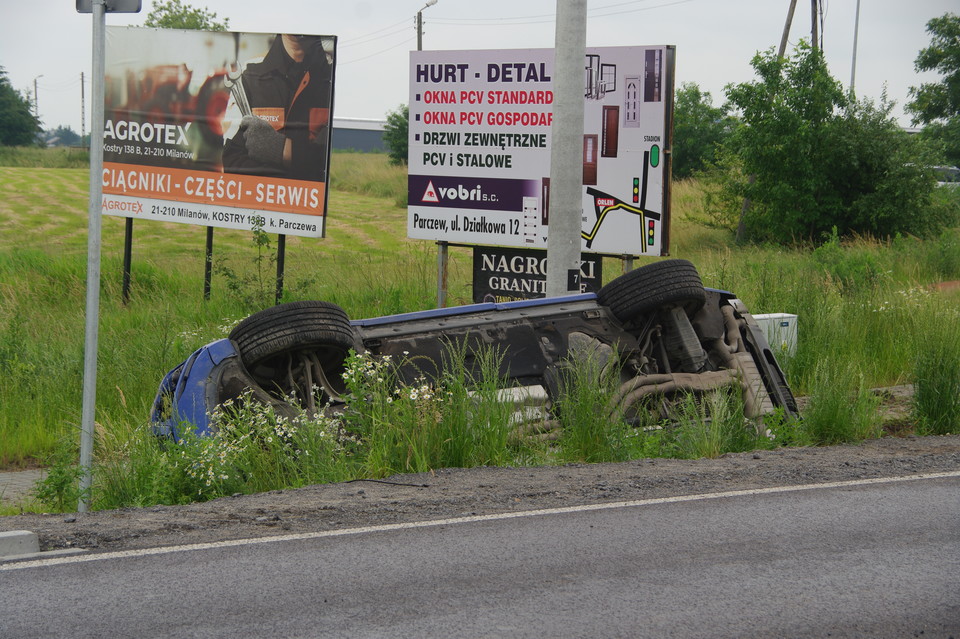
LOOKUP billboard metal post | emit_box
[204,227,214,301]
[122,218,133,304]
[276,234,286,305]
[545,0,586,297]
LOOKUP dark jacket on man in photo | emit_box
[223,35,333,182]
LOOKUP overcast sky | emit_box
[1,0,955,134]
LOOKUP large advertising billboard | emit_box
[101,28,336,238]
[408,46,673,256]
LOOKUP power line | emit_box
[431,0,698,25]
[338,18,412,49]
[339,34,416,65]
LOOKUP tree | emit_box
[0,66,41,146]
[144,0,229,31]
[672,83,729,179]
[710,42,945,243]
[907,13,960,166]
[383,104,409,166]
[45,125,82,147]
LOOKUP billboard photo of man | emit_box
[223,34,334,182]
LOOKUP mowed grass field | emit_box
[1,151,959,468]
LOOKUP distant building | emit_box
[331,117,387,152]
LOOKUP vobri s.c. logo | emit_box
[410,175,534,212]
[422,181,495,204]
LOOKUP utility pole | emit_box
[416,0,437,52]
[417,0,448,307]
[33,75,43,118]
[810,0,819,50]
[545,0,586,297]
[779,0,798,57]
[850,0,861,95]
[736,0,798,243]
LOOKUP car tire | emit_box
[229,301,359,397]
[597,259,707,323]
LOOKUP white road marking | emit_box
[4,471,959,571]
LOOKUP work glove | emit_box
[240,115,286,167]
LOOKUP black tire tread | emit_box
[229,301,357,369]
[597,259,706,322]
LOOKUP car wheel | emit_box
[229,301,359,405]
[597,259,707,323]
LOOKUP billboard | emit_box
[408,46,673,256]
[472,246,602,303]
[101,28,336,238]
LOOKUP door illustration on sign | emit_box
[644,49,662,102]
[624,76,640,127]
[602,105,619,158]
[583,135,598,185]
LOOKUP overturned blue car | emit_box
[151,259,797,439]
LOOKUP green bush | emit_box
[718,42,948,243]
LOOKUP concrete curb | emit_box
[0,530,40,557]
[0,529,89,562]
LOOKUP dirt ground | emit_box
[3,395,958,555]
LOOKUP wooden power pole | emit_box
[736,0,799,243]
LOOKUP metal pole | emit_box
[545,0,586,297]
[122,218,133,304]
[204,226,213,301]
[79,0,106,512]
[436,241,448,307]
[275,234,286,305]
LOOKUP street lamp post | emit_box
[416,0,446,306]
[417,0,438,52]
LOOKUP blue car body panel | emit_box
[151,338,238,439]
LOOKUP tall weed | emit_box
[912,315,960,435]
[667,388,770,459]
[554,349,632,463]
[800,359,881,444]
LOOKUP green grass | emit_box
[2,148,960,510]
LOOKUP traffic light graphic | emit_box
[581,149,660,251]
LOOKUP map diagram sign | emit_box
[101,27,336,238]
[408,46,673,255]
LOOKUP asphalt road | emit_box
[2,474,958,638]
